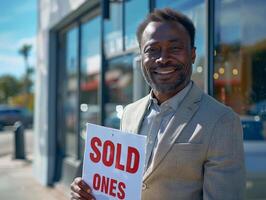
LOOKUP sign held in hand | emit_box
[82,123,146,200]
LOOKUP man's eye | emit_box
[171,46,182,51]
[145,47,159,54]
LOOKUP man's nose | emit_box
[155,50,171,64]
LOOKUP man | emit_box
[70,8,245,200]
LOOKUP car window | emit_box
[8,110,20,114]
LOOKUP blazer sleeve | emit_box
[203,111,245,200]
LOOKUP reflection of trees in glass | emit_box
[105,54,134,129]
[106,54,133,104]
[125,0,148,49]
[80,16,101,127]
[104,2,123,57]
[61,26,79,157]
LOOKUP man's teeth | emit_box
[155,69,176,74]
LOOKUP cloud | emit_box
[0,54,24,77]
[0,54,35,76]
[0,0,37,78]
[0,54,22,67]
[0,34,37,56]
[0,32,19,52]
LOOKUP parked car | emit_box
[241,115,266,199]
[249,100,266,120]
[0,106,33,130]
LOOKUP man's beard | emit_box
[141,65,188,93]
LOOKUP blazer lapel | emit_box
[127,95,150,134]
[143,84,203,181]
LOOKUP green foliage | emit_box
[9,93,34,111]
[0,75,22,103]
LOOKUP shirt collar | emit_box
[147,81,193,111]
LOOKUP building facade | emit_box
[36,0,266,197]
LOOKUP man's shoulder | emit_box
[120,95,150,132]
[188,83,234,116]
[201,92,237,119]
[123,95,150,113]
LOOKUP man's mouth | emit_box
[154,68,177,75]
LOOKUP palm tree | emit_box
[18,44,32,108]
[18,44,32,77]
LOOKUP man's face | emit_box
[140,21,196,95]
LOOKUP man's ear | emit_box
[191,47,196,64]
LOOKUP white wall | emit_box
[34,0,87,186]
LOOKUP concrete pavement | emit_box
[0,129,69,200]
[0,127,33,157]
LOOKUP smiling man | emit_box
[70,8,245,200]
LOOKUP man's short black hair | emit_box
[137,8,195,48]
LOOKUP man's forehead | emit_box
[141,21,187,45]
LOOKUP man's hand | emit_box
[70,177,95,200]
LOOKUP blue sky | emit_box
[0,0,37,78]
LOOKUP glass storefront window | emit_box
[61,26,79,157]
[105,54,134,129]
[125,0,149,50]
[104,2,123,57]
[156,0,206,89]
[80,16,101,150]
[214,0,266,141]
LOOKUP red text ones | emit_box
[93,173,126,199]
[90,137,140,173]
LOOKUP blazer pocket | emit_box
[171,143,204,180]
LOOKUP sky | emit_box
[0,0,37,78]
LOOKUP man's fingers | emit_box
[70,191,82,199]
[71,177,95,199]
[70,190,95,200]
[73,177,83,185]
[76,178,92,193]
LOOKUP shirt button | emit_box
[142,183,147,190]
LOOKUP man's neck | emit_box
[152,82,190,105]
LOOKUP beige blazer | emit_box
[120,83,245,200]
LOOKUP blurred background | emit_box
[0,0,36,129]
[0,0,266,200]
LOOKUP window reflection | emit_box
[62,27,79,157]
[80,16,101,154]
[214,0,266,141]
[105,54,134,129]
[156,0,206,89]
[125,0,149,50]
[104,2,123,57]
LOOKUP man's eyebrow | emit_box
[143,38,183,48]
[169,39,182,43]
[144,40,159,46]
[145,39,182,45]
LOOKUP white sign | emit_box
[82,123,146,200]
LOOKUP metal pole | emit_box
[13,121,26,159]
[206,0,215,96]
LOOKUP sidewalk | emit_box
[0,129,69,200]
[0,155,69,200]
